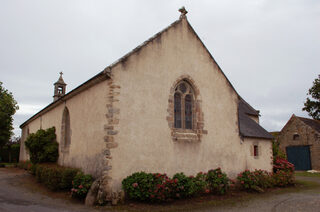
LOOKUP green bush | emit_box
[206,168,229,194]
[32,163,80,191]
[172,173,197,198]
[273,170,295,187]
[29,163,38,175]
[237,170,263,192]
[122,172,155,201]
[17,161,32,170]
[71,172,93,199]
[237,169,278,192]
[24,127,59,164]
[60,168,79,190]
[35,164,45,182]
[122,169,230,203]
[253,169,274,189]
[193,172,209,195]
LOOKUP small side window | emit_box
[254,145,259,157]
[293,133,299,140]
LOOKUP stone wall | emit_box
[279,116,320,170]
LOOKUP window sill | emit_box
[172,129,200,142]
[61,148,70,154]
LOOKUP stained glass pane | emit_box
[179,83,187,93]
[174,93,182,128]
[185,94,192,129]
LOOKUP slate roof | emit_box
[238,99,273,140]
[238,98,260,116]
[297,116,320,133]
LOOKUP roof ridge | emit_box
[296,115,320,122]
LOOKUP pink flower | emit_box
[79,185,83,189]
[205,189,210,193]
[132,183,138,188]
[174,179,178,183]
[241,181,244,184]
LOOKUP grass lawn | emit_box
[295,171,320,178]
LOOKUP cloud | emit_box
[1,0,319,137]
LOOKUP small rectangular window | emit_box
[254,145,259,157]
[293,134,299,140]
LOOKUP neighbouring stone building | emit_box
[278,114,320,170]
[19,9,273,203]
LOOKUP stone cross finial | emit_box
[60,71,63,76]
[179,6,188,19]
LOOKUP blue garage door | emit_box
[286,146,311,170]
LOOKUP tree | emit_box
[303,75,320,120]
[0,82,19,148]
[0,136,20,163]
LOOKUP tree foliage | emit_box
[25,127,59,164]
[0,82,19,147]
[303,75,320,120]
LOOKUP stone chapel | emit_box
[19,8,273,202]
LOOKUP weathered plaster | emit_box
[20,81,108,178]
[108,18,272,191]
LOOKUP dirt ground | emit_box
[0,168,319,212]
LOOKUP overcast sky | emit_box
[1,0,319,137]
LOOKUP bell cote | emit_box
[53,72,67,101]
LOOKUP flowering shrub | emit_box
[273,170,295,187]
[237,169,274,192]
[237,170,258,191]
[122,168,230,202]
[273,158,294,173]
[149,173,174,201]
[171,173,198,198]
[206,168,229,194]
[17,161,32,170]
[122,172,155,201]
[252,169,274,189]
[194,172,209,195]
[71,172,93,199]
[272,158,295,187]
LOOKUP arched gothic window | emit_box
[167,75,207,142]
[61,107,71,151]
[174,81,194,129]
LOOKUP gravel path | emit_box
[200,176,320,212]
[0,168,104,212]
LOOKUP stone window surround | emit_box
[293,133,300,140]
[167,75,207,142]
[251,142,261,159]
